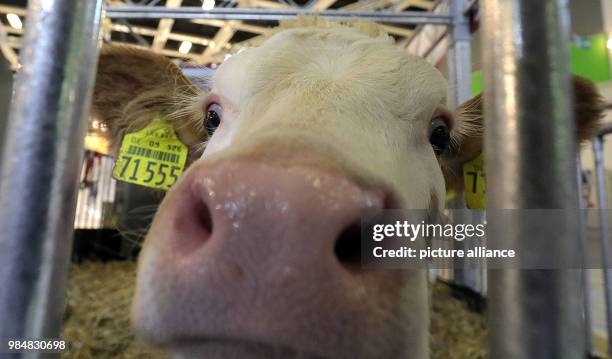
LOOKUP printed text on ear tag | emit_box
[463,152,486,209]
[112,116,188,190]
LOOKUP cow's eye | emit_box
[204,103,222,136]
[429,117,451,155]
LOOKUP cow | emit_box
[92,18,603,359]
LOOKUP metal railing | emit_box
[591,128,612,357]
[74,153,118,230]
[106,6,453,24]
[0,0,104,353]
[483,1,584,358]
[1,0,609,358]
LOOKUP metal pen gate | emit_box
[0,0,609,358]
[590,125,612,356]
[73,152,117,230]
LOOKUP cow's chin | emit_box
[169,339,325,359]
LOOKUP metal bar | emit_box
[576,154,594,355]
[403,0,444,46]
[0,0,103,354]
[592,136,612,357]
[105,6,452,24]
[482,0,585,358]
[447,0,473,290]
[446,0,471,107]
[117,19,150,47]
[107,5,450,16]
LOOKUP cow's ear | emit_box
[93,45,207,156]
[441,75,605,193]
[573,76,606,140]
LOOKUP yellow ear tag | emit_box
[112,116,188,190]
[463,152,486,209]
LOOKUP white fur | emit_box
[203,25,448,209]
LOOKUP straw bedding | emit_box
[61,261,486,358]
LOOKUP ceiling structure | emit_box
[0,0,444,155]
[0,0,438,70]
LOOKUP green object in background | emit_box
[571,33,610,83]
[470,32,611,96]
[471,72,483,96]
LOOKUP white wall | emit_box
[601,0,612,75]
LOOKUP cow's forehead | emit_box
[213,26,448,109]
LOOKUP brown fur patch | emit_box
[93,45,207,162]
[440,94,482,193]
[442,75,605,193]
[573,75,606,140]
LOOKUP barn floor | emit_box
[61,261,487,359]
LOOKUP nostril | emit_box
[181,184,214,237]
[334,221,362,271]
[170,183,215,253]
[197,198,213,235]
[334,188,397,271]
[383,191,402,210]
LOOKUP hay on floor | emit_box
[61,261,166,359]
[61,261,486,358]
[431,283,487,359]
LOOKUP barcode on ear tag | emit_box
[463,152,486,209]
[112,116,188,190]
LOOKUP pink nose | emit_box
[136,159,391,353]
[166,160,387,272]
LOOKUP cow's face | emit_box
[204,25,449,210]
[92,19,603,359]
